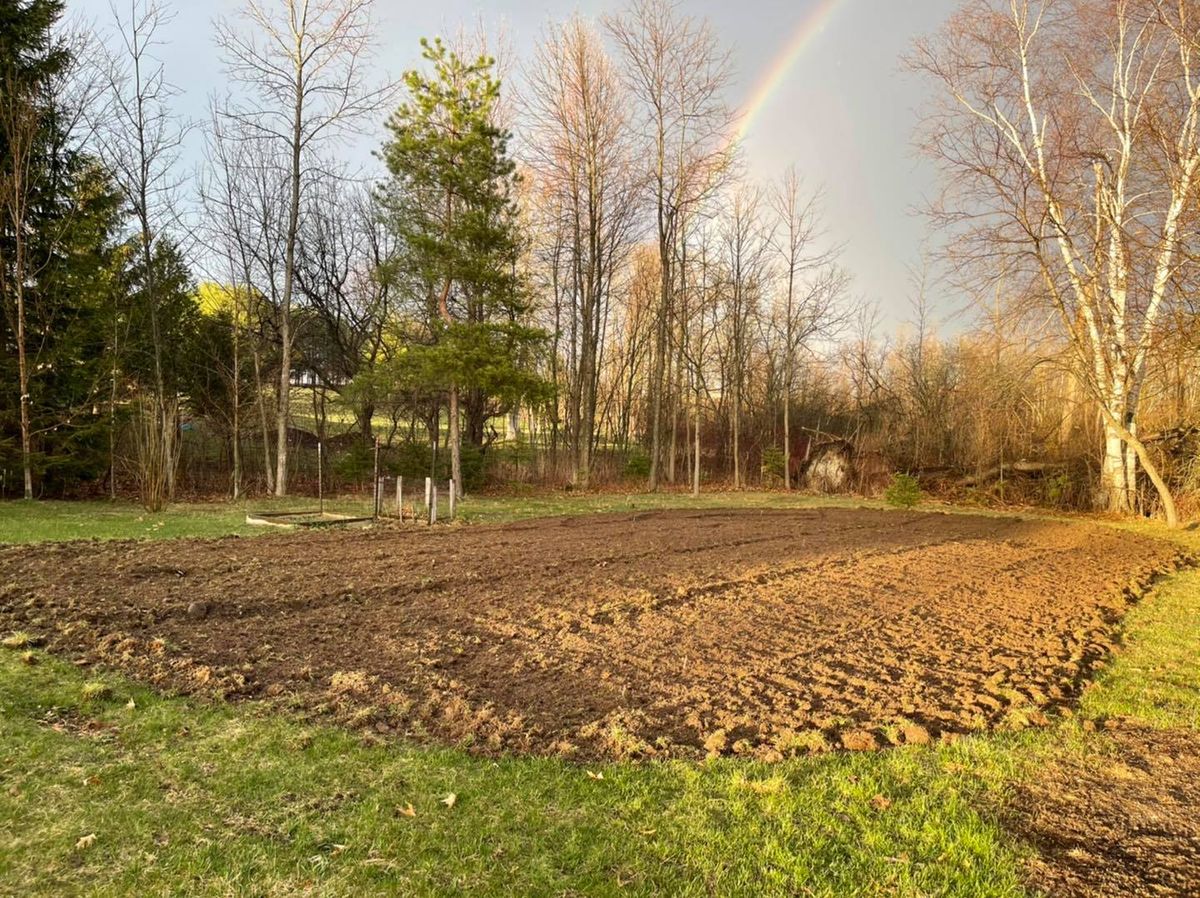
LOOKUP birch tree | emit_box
[913,0,1200,526]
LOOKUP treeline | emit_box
[3,0,1199,523]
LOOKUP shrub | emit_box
[623,450,651,479]
[761,447,786,484]
[884,473,922,508]
[458,442,486,492]
[1044,470,1075,508]
[331,441,375,482]
[386,440,436,480]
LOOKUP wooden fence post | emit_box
[424,476,432,512]
[396,476,403,520]
[449,479,456,520]
[430,485,438,525]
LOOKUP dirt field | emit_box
[0,508,1187,760]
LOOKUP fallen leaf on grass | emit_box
[75,833,97,851]
[441,793,457,809]
[396,803,416,818]
[870,794,893,811]
[125,698,136,711]
[586,770,604,780]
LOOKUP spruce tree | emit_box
[1,0,123,496]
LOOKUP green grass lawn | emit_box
[1,497,1197,896]
[0,497,379,544]
[1,651,1037,897]
[0,491,871,544]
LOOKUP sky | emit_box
[68,0,964,329]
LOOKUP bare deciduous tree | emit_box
[523,16,640,488]
[770,167,848,488]
[215,0,392,496]
[717,183,772,489]
[0,76,41,501]
[97,0,190,511]
[606,0,733,490]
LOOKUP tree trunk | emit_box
[1123,426,1179,529]
[252,347,274,494]
[1098,401,1179,528]
[732,387,741,490]
[15,276,32,500]
[448,386,462,499]
[783,372,792,490]
[667,385,677,484]
[274,42,305,499]
[648,230,671,492]
[231,312,241,500]
[1100,419,1133,513]
[647,299,668,491]
[110,351,119,500]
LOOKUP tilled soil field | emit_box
[0,508,1187,760]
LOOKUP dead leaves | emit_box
[394,793,456,818]
[74,833,97,851]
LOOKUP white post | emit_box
[430,485,438,525]
[449,479,456,520]
[424,476,432,512]
[396,476,403,520]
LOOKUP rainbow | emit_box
[728,0,846,148]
